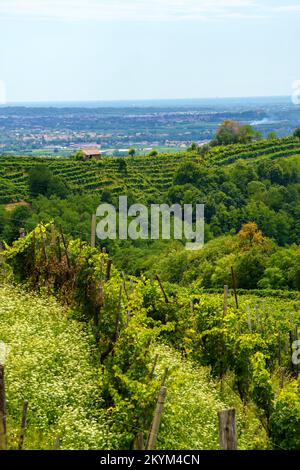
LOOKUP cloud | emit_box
[0,0,298,22]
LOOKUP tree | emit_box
[29,165,53,197]
[212,120,260,146]
[74,150,85,160]
[128,148,136,157]
[148,150,158,157]
[267,132,278,140]
[293,127,300,138]
[28,165,68,199]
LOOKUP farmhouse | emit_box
[81,147,101,160]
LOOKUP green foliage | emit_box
[0,284,114,450]
[28,165,68,199]
[271,380,300,449]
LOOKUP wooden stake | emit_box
[218,408,237,450]
[0,365,7,450]
[230,267,238,309]
[247,305,252,333]
[91,214,96,248]
[280,367,285,389]
[161,367,168,387]
[106,259,112,280]
[155,274,169,304]
[53,437,61,450]
[137,432,144,450]
[146,386,167,450]
[223,285,229,317]
[50,224,56,246]
[149,353,159,379]
[18,400,29,450]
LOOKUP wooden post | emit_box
[155,274,169,304]
[247,305,252,333]
[230,267,238,309]
[146,386,167,450]
[150,353,159,379]
[137,432,144,450]
[106,259,112,281]
[280,367,285,389]
[50,224,56,246]
[161,368,168,386]
[53,437,61,450]
[18,400,29,450]
[113,286,122,342]
[223,285,229,317]
[0,365,7,450]
[91,214,96,248]
[278,333,282,368]
[218,408,237,450]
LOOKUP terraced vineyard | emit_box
[0,137,300,203]
[0,153,197,203]
[204,137,300,166]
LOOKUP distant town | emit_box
[0,97,299,156]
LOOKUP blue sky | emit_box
[0,0,299,102]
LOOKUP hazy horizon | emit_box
[0,0,299,103]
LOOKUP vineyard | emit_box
[0,136,300,204]
[1,224,300,450]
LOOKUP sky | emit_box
[0,0,299,102]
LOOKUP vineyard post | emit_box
[53,437,61,450]
[278,333,282,368]
[280,367,285,389]
[223,285,228,317]
[289,330,294,371]
[149,353,159,379]
[146,386,167,450]
[91,214,96,248]
[161,368,168,386]
[0,365,7,450]
[230,267,238,309]
[218,408,237,450]
[255,305,260,331]
[106,259,112,280]
[50,224,56,246]
[247,305,252,333]
[18,400,29,450]
[137,432,144,450]
[155,274,169,304]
